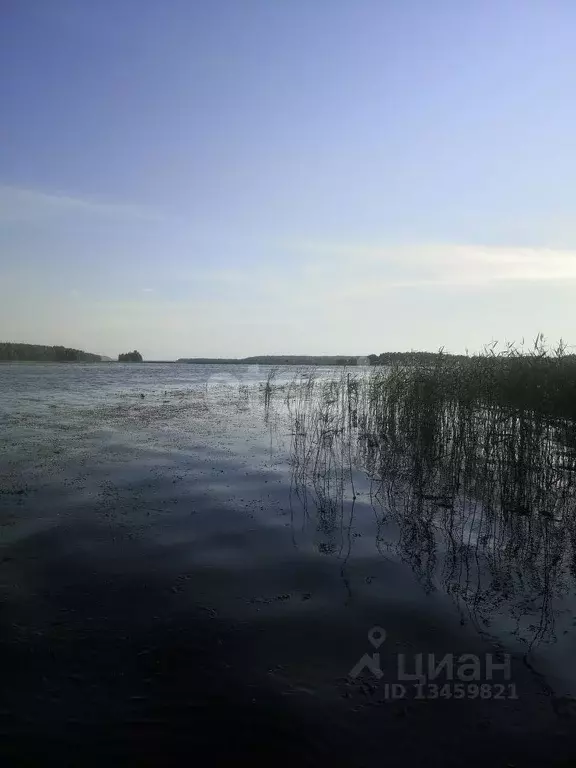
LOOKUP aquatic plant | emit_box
[263,338,576,648]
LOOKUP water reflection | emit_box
[266,373,576,649]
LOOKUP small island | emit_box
[118,350,143,362]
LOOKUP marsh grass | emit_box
[264,339,576,646]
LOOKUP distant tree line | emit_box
[177,355,361,365]
[118,350,143,362]
[0,342,102,362]
[177,353,468,366]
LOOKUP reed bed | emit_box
[263,340,576,645]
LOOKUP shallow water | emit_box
[1,362,576,764]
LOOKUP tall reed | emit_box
[262,339,576,646]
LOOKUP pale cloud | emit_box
[0,185,165,223]
[290,242,576,295]
[412,245,576,285]
[201,268,252,284]
[144,242,576,308]
[2,236,575,358]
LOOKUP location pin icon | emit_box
[368,626,387,648]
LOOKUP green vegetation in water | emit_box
[118,350,143,362]
[262,336,576,648]
[0,342,102,362]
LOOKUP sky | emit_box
[2,0,576,360]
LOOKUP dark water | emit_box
[1,362,576,765]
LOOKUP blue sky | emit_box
[2,0,576,359]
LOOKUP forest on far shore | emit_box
[0,343,102,362]
[177,352,469,366]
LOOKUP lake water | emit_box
[1,362,576,765]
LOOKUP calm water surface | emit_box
[1,362,576,764]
